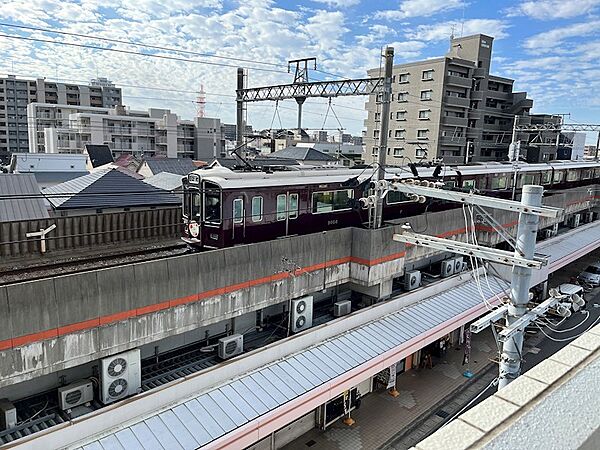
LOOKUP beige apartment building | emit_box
[27,103,224,160]
[0,75,121,162]
[364,34,533,165]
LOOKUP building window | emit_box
[417,129,428,139]
[233,198,244,223]
[416,148,427,158]
[371,147,379,157]
[396,111,406,120]
[373,130,380,139]
[374,112,381,121]
[394,129,406,139]
[289,193,299,219]
[420,90,432,100]
[251,196,263,222]
[399,73,409,83]
[422,70,434,80]
[398,92,408,102]
[392,147,403,157]
[418,110,430,120]
[312,190,354,213]
[276,194,287,221]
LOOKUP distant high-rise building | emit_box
[364,34,534,165]
[0,75,122,162]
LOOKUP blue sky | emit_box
[1,0,599,139]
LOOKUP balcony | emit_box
[440,136,466,146]
[441,116,468,127]
[444,95,470,108]
[446,75,472,88]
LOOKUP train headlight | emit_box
[188,222,200,238]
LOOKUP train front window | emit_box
[204,183,221,224]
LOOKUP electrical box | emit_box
[100,349,141,405]
[404,270,421,291]
[440,260,454,278]
[0,399,16,431]
[58,379,94,411]
[218,334,244,360]
[333,300,352,317]
[291,296,313,333]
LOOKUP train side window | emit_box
[387,191,408,204]
[566,170,579,182]
[444,180,456,188]
[491,176,507,190]
[312,189,354,213]
[233,198,244,223]
[542,171,552,184]
[183,191,191,218]
[251,196,263,222]
[582,169,592,180]
[462,179,475,189]
[289,193,299,219]
[518,174,536,188]
[594,168,600,179]
[276,194,287,221]
[553,171,564,183]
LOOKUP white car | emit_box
[578,262,600,287]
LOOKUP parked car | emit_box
[578,262,600,287]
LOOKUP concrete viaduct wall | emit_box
[0,186,596,388]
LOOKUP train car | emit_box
[181,161,600,249]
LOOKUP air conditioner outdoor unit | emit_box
[333,300,352,317]
[218,334,244,360]
[567,214,580,228]
[453,257,464,273]
[404,270,421,291]
[100,349,141,405]
[0,399,16,431]
[58,379,94,411]
[551,223,559,236]
[291,296,313,333]
[440,260,454,278]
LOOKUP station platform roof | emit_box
[538,221,600,271]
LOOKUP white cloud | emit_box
[509,0,600,20]
[312,0,361,7]
[524,20,600,51]
[408,19,510,42]
[375,0,463,20]
[356,24,396,46]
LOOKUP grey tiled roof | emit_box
[43,167,179,209]
[269,146,337,161]
[0,174,49,222]
[144,158,198,176]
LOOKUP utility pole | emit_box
[374,46,394,229]
[498,185,542,388]
[236,68,245,149]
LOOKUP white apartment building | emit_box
[27,103,224,160]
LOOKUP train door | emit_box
[231,196,245,244]
[276,192,299,237]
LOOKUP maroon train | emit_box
[181,161,600,249]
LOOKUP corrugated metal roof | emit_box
[270,146,337,162]
[76,275,506,450]
[143,172,183,192]
[43,168,179,209]
[0,174,50,222]
[538,222,600,267]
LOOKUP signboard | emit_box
[387,363,397,389]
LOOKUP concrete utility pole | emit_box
[374,46,394,228]
[498,185,543,388]
[236,68,245,149]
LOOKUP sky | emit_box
[1,0,599,139]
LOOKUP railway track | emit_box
[0,242,191,285]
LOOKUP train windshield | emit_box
[204,182,221,223]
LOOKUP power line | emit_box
[0,22,288,70]
[0,34,286,74]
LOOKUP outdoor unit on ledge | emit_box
[291,296,313,333]
[218,334,244,360]
[440,259,454,278]
[404,270,421,291]
[58,379,94,411]
[334,300,352,317]
[100,349,141,405]
[453,256,465,273]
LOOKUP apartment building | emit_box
[364,34,533,165]
[27,103,224,160]
[0,75,122,162]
